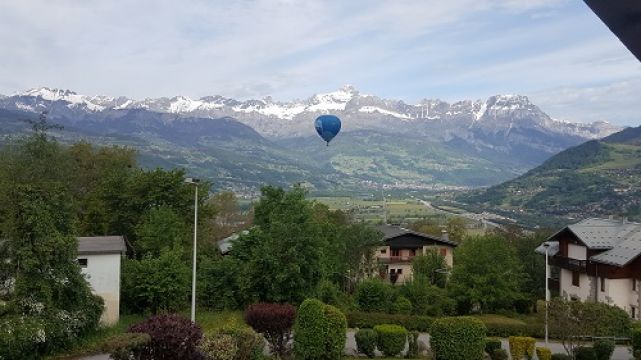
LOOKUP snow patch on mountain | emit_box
[359,106,411,120]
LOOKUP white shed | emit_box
[76,236,126,325]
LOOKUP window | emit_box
[440,248,447,257]
[390,269,396,274]
[391,249,400,257]
[397,269,403,275]
[601,277,606,292]
[78,258,88,268]
[380,249,387,254]
[572,271,580,287]
[632,306,637,320]
[633,279,637,292]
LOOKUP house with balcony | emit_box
[536,218,641,319]
[375,225,457,284]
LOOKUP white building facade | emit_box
[77,236,126,325]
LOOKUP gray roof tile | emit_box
[77,236,126,255]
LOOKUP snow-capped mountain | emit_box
[1,85,620,142]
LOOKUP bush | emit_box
[355,328,377,358]
[406,331,419,359]
[551,354,572,360]
[374,324,408,357]
[101,333,151,360]
[508,336,535,360]
[324,304,347,360]
[200,333,237,360]
[391,296,413,315]
[400,278,455,316]
[245,303,296,358]
[214,325,264,360]
[293,299,326,360]
[593,339,614,360]
[633,328,641,357]
[536,347,552,360]
[347,311,433,332]
[574,347,597,360]
[491,349,509,360]
[476,315,532,337]
[128,313,203,360]
[485,337,502,356]
[430,317,486,360]
[355,279,394,313]
[121,251,190,314]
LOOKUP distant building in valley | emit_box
[77,236,127,325]
[374,225,457,284]
[537,218,641,319]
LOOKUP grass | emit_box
[47,310,244,359]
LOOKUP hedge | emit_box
[593,339,614,360]
[536,347,552,360]
[355,328,377,358]
[575,347,597,360]
[200,334,238,360]
[508,336,535,360]
[324,304,347,360]
[551,354,573,360]
[347,312,433,332]
[633,328,641,357]
[474,315,539,337]
[374,324,408,357]
[293,299,326,360]
[485,337,502,355]
[430,317,486,360]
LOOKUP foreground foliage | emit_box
[430,317,486,360]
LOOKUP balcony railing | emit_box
[378,255,414,263]
[552,256,587,271]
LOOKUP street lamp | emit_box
[543,241,550,346]
[185,177,200,322]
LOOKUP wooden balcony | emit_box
[552,256,587,272]
[378,255,414,264]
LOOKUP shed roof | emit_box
[77,236,126,255]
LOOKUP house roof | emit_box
[77,236,126,255]
[217,230,249,255]
[545,218,641,267]
[375,224,458,247]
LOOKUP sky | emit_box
[1,0,640,126]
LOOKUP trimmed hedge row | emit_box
[374,324,408,357]
[347,311,433,332]
[294,299,347,360]
[430,317,486,360]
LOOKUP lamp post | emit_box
[543,241,550,346]
[185,177,200,322]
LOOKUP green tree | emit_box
[121,251,190,314]
[448,235,525,313]
[135,206,189,257]
[411,250,448,287]
[446,217,467,242]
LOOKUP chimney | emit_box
[441,230,449,241]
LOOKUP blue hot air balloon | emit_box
[314,115,341,146]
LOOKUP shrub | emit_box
[551,354,572,360]
[491,349,509,360]
[430,317,486,360]
[324,304,347,360]
[128,313,203,360]
[485,337,502,356]
[391,296,413,315]
[633,328,641,357]
[215,325,264,360]
[593,339,614,360]
[245,303,296,358]
[293,299,326,360]
[355,328,377,358]
[200,333,237,360]
[406,331,420,359]
[347,311,433,332]
[400,278,455,316]
[355,279,394,313]
[101,333,151,360]
[574,347,597,360]
[536,347,552,360]
[508,336,535,360]
[374,324,408,357]
[475,315,531,337]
